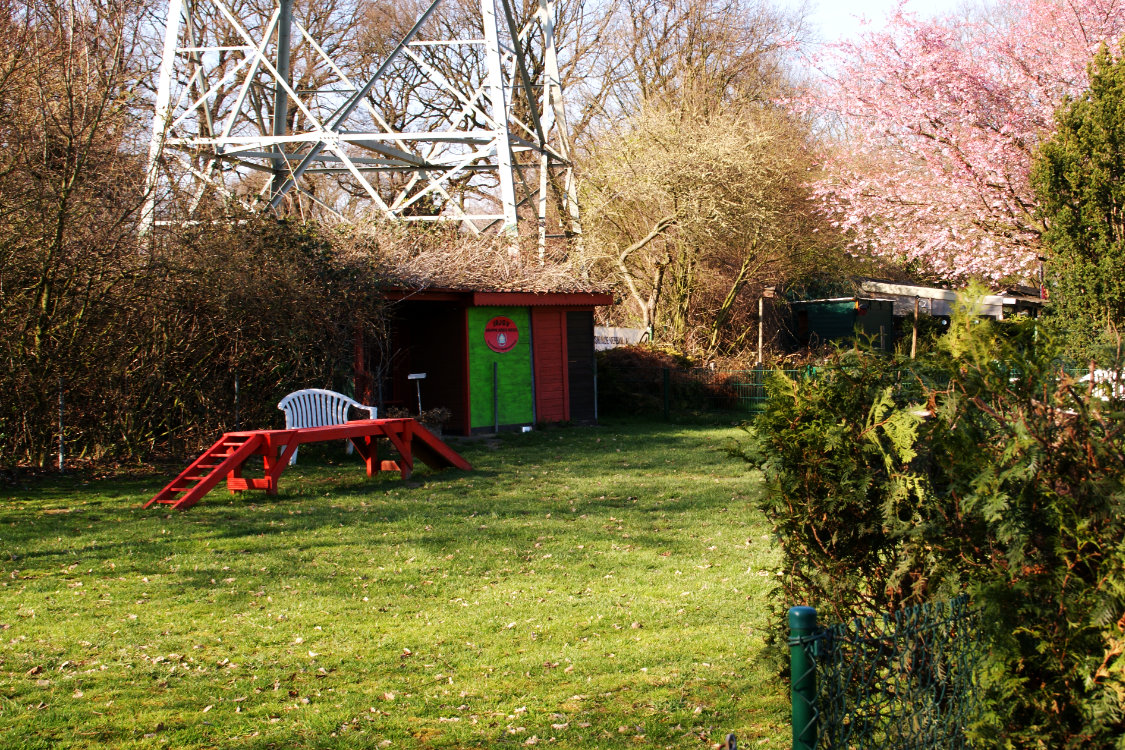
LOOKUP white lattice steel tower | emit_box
[141,0,580,258]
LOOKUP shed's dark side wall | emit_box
[566,311,596,423]
[389,300,469,433]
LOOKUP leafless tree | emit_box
[0,0,151,464]
[574,0,842,356]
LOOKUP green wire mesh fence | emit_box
[788,596,984,750]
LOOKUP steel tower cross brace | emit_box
[140,0,581,258]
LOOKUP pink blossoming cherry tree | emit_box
[809,0,1125,281]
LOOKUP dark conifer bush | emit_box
[741,303,1125,747]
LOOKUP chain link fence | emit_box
[788,596,984,750]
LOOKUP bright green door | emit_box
[467,306,533,429]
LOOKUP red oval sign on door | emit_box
[484,316,519,353]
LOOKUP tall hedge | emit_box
[1,217,387,468]
[741,306,1125,747]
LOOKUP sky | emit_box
[784,0,969,45]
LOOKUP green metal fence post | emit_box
[789,606,818,750]
[662,367,671,421]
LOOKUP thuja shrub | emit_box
[740,347,961,623]
[741,305,1125,747]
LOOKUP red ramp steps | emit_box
[145,419,471,511]
[146,433,266,511]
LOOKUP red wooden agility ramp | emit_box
[145,419,472,511]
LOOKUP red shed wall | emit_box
[531,308,569,423]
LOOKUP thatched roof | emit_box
[335,224,609,295]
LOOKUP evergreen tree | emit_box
[1034,42,1125,362]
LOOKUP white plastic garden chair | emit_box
[277,388,377,465]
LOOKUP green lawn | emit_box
[0,420,786,749]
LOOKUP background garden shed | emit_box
[858,280,1043,321]
[360,288,613,435]
[788,297,896,351]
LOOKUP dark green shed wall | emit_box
[792,299,894,350]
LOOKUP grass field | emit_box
[0,420,786,749]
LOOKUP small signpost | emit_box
[408,372,427,414]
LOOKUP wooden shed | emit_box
[358,288,613,435]
[788,297,896,351]
[858,280,1043,320]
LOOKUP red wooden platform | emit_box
[145,419,472,511]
